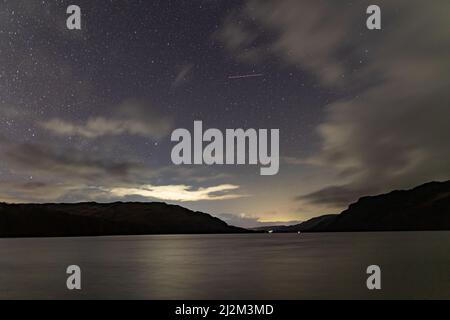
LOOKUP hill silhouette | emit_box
[0,202,247,237]
[279,181,450,232]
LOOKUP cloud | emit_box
[220,0,450,207]
[217,0,353,84]
[40,117,166,139]
[108,184,244,202]
[0,180,95,203]
[215,213,302,228]
[0,141,243,203]
[3,142,138,182]
[0,181,52,203]
[296,184,376,208]
[0,136,245,203]
[172,64,194,88]
[1,136,155,194]
[0,135,154,202]
[214,14,266,63]
[282,156,306,166]
[40,99,173,139]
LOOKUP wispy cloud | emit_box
[40,99,173,139]
[172,63,194,88]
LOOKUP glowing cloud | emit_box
[108,184,244,202]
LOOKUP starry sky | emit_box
[0,0,449,227]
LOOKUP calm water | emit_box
[0,232,449,299]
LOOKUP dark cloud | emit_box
[0,134,147,202]
[4,142,138,182]
[296,184,377,207]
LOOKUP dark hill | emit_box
[0,202,248,237]
[289,181,450,232]
[275,214,338,233]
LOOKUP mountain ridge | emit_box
[0,201,248,237]
[276,180,450,233]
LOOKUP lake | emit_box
[0,232,449,299]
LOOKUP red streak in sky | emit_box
[228,73,264,79]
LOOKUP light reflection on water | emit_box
[0,232,449,299]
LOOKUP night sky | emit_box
[1,0,449,227]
